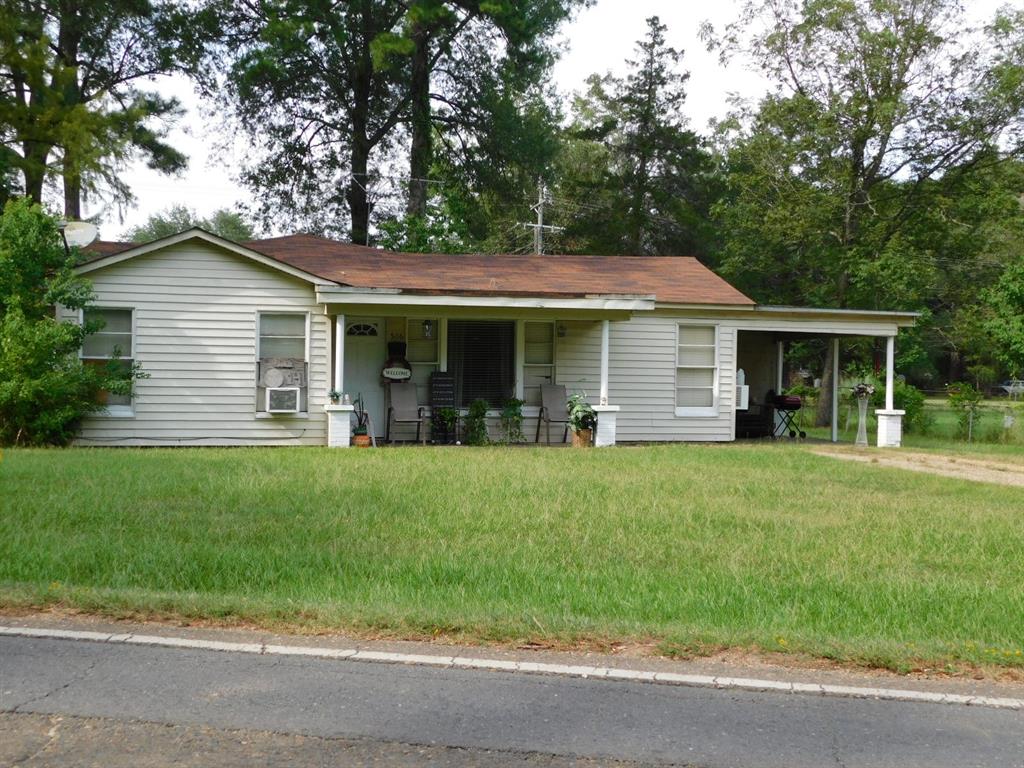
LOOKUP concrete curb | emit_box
[3,625,1022,712]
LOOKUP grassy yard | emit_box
[2,444,1023,674]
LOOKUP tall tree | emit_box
[553,17,715,256]
[0,1,212,218]
[125,204,256,243]
[218,0,581,245]
[708,0,1024,422]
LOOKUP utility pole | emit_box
[521,178,563,254]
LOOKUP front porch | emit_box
[319,292,642,448]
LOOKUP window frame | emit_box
[674,322,720,418]
[256,311,311,415]
[522,319,557,407]
[79,306,136,418]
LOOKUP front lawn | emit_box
[2,444,1023,673]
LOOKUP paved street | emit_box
[2,635,1023,767]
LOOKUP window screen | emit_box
[82,308,133,408]
[447,320,515,407]
[676,325,717,410]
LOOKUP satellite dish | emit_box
[61,221,99,248]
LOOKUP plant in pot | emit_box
[463,399,490,445]
[328,388,341,405]
[352,395,372,447]
[567,392,597,447]
[434,406,459,445]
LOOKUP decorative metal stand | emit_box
[855,396,869,447]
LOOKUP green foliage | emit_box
[554,17,716,256]
[566,392,596,432]
[463,398,490,445]
[983,259,1024,377]
[126,205,256,244]
[870,381,928,434]
[0,199,142,445]
[0,1,213,214]
[377,202,468,254]
[498,397,525,444]
[947,382,985,439]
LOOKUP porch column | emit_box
[326,314,352,447]
[831,337,840,443]
[334,314,344,392]
[876,334,905,448]
[775,340,785,391]
[599,319,610,406]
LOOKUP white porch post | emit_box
[334,314,344,392]
[326,313,353,447]
[599,319,610,406]
[831,337,840,443]
[876,334,905,448]
[593,318,619,446]
[776,340,785,391]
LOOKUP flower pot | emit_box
[353,434,371,448]
[571,428,593,447]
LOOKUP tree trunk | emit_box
[348,136,371,246]
[406,25,431,218]
[21,141,49,204]
[63,174,81,219]
[815,341,836,427]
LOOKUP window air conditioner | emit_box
[266,387,300,413]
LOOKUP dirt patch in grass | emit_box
[811,447,1024,487]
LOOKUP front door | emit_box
[344,319,386,435]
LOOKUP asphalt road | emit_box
[2,636,1023,768]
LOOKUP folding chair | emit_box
[386,382,429,445]
[535,383,570,444]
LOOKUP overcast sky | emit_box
[86,0,1011,240]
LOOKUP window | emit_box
[447,320,515,407]
[258,313,308,413]
[523,321,555,406]
[406,318,439,402]
[259,313,307,358]
[676,324,718,415]
[81,308,134,414]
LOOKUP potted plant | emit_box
[851,382,875,447]
[328,388,341,405]
[352,395,372,447]
[567,392,597,447]
[434,406,459,444]
[464,399,490,445]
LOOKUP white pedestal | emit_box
[875,409,905,448]
[592,405,620,447]
[325,404,355,447]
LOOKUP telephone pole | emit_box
[521,178,563,254]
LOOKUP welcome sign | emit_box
[382,366,412,380]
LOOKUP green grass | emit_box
[2,444,1024,673]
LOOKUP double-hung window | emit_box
[523,321,555,406]
[675,324,718,416]
[447,320,515,407]
[81,307,134,416]
[257,313,309,413]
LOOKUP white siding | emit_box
[554,316,735,442]
[64,242,328,446]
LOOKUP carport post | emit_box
[831,337,839,443]
[885,335,895,411]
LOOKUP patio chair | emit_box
[386,382,429,445]
[535,383,570,444]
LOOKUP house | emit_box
[67,228,916,448]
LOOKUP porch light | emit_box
[556,323,567,338]
[422,319,433,338]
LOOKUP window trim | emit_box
[675,322,719,418]
[522,319,557,406]
[256,311,310,363]
[256,311,311,415]
[79,306,136,418]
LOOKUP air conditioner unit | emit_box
[266,387,301,413]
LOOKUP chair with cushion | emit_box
[386,382,429,445]
[535,383,570,444]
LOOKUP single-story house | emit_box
[66,228,916,447]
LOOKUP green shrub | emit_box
[0,199,144,445]
[498,398,525,444]
[871,380,927,433]
[464,399,490,445]
[946,382,985,440]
